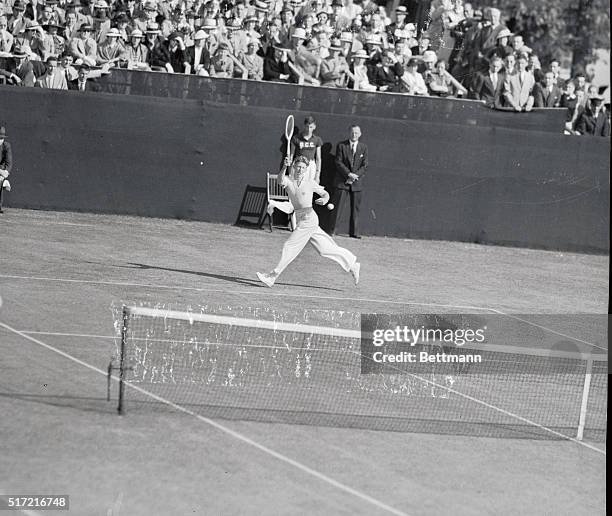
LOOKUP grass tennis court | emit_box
[0,208,607,515]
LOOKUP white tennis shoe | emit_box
[351,262,361,285]
[257,272,276,287]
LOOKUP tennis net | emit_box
[111,306,607,441]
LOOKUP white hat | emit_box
[193,29,209,40]
[201,17,217,29]
[422,50,437,63]
[291,27,307,39]
[496,28,513,40]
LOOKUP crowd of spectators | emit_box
[0,0,609,135]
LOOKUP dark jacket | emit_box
[533,84,562,108]
[334,139,368,191]
[67,77,101,92]
[471,70,505,108]
[185,45,211,74]
[576,107,611,137]
[0,141,12,173]
[263,54,291,82]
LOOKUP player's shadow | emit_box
[0,392,114,414]
[124,262,343,291]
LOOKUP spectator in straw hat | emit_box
[91,0,111,44]
[143,22,171,71]
[242,15,259,42]
[69,23,97,65]
[224,16,246,56]
[320,37,348,88]
[263,42,291,82]
[4,44,45,84]
[97,27,126,65]
[386,5,408,38]
[124,28,149,69]
[39,21,65,60]
[185,29,211,75]
[278,6,294,45]
[337,31,353,59]
[252,0,269,24]
[133,0,158,33]
[210,40,248,78]
[288,26,321,85]
[420,48,437,83]
[7,1,28,36]
[349,48,376,91]
[373,48,402,92]
[34,54,68,88]
[13,20,43,60]
[485,26,513,60]
[0,125,12,213]
[328,0,350,33]
[239,38,263,80]
[200,16,220,54]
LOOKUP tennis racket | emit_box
[285,114,294,158]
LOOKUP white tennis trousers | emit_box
[272,208,357,276]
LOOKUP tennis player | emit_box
[258,156,361,287]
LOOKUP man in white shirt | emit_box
[257,156,361,287]
[35,55,68,88]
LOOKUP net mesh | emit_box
[115,307,607,441]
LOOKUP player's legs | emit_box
[309,227,357,272]
[270,225,316,276]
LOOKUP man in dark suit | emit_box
[471,55,504,107]
[329,125,368,238]
[533,71,562,108]
[185,30,212,75]
[576,95,610,137]
[67,63,100,91]
[0,126,13,213]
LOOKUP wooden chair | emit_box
[235,185,268,228]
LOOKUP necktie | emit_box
[351,143,356,155]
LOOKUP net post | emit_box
[117,306,129,415]
[576,357,594,441]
